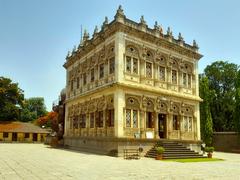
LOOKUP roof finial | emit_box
[93,26,98,38]
[72,45,76,54]
[104,16,108,24]
[94,26,98,33]
[167,27,173,37]
[178,32,184,41]
[154,21,159,30]
[117,5,124,15]
[114,5,125,22]
[140,15,146,25]
[102,16,108,29]
[193,39,199,49]
[83,29,89,41]
[66,51,71,58]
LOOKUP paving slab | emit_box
[0,143,240,179]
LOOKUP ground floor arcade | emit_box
[64,87,200,142]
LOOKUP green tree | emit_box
[199,75,214,145]
[234,70,240,133]
[20,97,47,122]
[204,61,238,131]
[0,76,24,121]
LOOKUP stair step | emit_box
[164,154,200,156]
[145,141,203,159]
[163,156,206,159]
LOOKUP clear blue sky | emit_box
[1,0,240,111]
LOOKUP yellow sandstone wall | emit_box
[0,132,12,142]
[0,132,48,142]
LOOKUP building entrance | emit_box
[33,133,38,141]
[12,133,17,141]
[158,114,166,138]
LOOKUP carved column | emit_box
[179,69,183,93]
[140,109,145,138]
[154,112,158,139]
[114,89,125,137]
[168,112,173,139]
[195,61,199,96]
[166,113,169,139]
[64,106,69,137]
[195,103,201,140]
[179,114,183,140]
[115,32,125,83]
[86,113,90,136]
[103,109,107,137]
[167,66,172,90]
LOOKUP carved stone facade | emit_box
[63,6,202,155]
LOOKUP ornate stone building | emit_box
[63,6,203,156]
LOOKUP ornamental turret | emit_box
[114,5,125,23]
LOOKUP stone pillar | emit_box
[179,70,183,93]
[196,103,201,140]
[64,105,69,136]
[167,66,172,90]
[195,60,199,96]
[154,112,158,139]
[114,89,125,137]
[140,110,145,138]
[103,109,107,136]
[166,113,169,139]
[179,115,183,140]
[115,32,125,83]
[86,113,89,136]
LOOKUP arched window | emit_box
[171,60,178,85]
[125,46,139,75]
[125,97,140,128]
[109,57,115,74]
[99,64,104,79]
[157,56,167,81]
[172,103,180,130]
[183,116,193,132]
[145,51,154,78]
[182,63,192,88]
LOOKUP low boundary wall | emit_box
[213,132,240,152]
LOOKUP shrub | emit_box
[155,146,165,154]
[205,146,214,153]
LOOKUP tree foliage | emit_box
[20,97,48,122]
[0,77,24,121]
[200,76,214,145]
[234,70,240,133]
[204,61,238,131]
[35,111,58,131]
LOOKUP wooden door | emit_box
[33,133,38,141]
[12,133,17,141]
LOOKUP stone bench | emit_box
[123,148,140,160]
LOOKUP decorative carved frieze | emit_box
[156,97,169,113]
[125,95,141,109]
[97,96,106,110]
[170,101,180,115]
[125,41,141,58]
[88,100,97,112]
[142,96,154,111]
[181,103,194,115]
[106,95,114,109]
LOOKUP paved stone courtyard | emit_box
[0,144,240,180]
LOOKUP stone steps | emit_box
[145,141,205,159]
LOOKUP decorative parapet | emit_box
[64,5,202,68]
